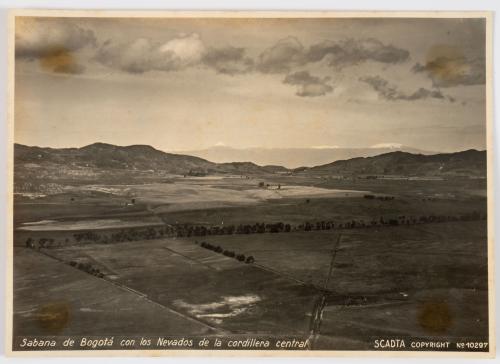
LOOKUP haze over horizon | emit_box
[15,17,487,154]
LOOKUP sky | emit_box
[14,16,487,152]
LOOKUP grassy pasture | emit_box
[199,220,488,345]
[14,177,486,229]
[200,221,487,292]
[13,248,215,338]
[268,174,487,197]
[12,176,489,348]
[158,194,486,226]
[41,239,318,335]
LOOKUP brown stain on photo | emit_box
[36,302,71,334]
[39,47,83,74]
[423,44,469,83]
[417,301,453,334]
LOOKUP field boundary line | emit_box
[32,247,227,334]
[161,245,219,271]
[308,233,342,349]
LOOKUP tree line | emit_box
[197,241,255,264]
[24,211,485,248]
[69,260,105,278]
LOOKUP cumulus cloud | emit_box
[257,36,305,74]
[359,76,453,102]
[97,34,409,77]
[412,45,485,87]
[158,33,205,66]
[95,34,206,74]
[307,38,409,68]
[202,46,254,75]
[283,71,333,97]
[257,37,409,74]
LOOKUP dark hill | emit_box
[15,142,216,174]
[302,149,486,177]
[14,143,284,179]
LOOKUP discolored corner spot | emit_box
[421,45,468,84]
[36,302,71,334]
[417,301,453,334]
[39,47,84,75]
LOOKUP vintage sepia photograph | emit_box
[7,10,494,356]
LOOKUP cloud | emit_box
[412,45,485,87]
[359,76,452,102]
[95,34,206,74]
[257,36,305,74]
[96,33,256,75]
[306,38,409,68]
[158,33,205,66]
[257,37,409,74]
[202,46,254,75]
[15,18,96,74]
[283,71,333,97]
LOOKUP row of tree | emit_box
[24,211,485,248]
[68,260,105,278]
[363,194,395,201]
[172,211,485,237]
[197,241,255,264]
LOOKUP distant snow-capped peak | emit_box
[311,145,340,149]
[370,143,403,149]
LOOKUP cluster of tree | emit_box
[363,194,395,201]
[26,237,51,249]
[25,226,176,248]
[197,241,255,264]
[257,182,280,189]
[68,260,104,278]
[174,222,292,237]
[185,169,207,177]
[72,226,176,244]
[25,237,73,249]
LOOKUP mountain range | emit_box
[14,143,279,179]
[178,145,433,169]
[14,143,486,184]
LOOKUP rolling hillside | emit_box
[303,149,487,177]
[14,142,279,183]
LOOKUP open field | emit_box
[14,176,486,229]
[17,216,164,231]
[13,248,216,338]
[200,221,489,345]
[14,177,368,224]
[200,221,488,293]
[14,219,488,347]
[12,175,489,349]
[37,238,318,335]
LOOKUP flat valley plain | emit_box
[12,174,489,350]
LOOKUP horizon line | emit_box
[14,141,486,156]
